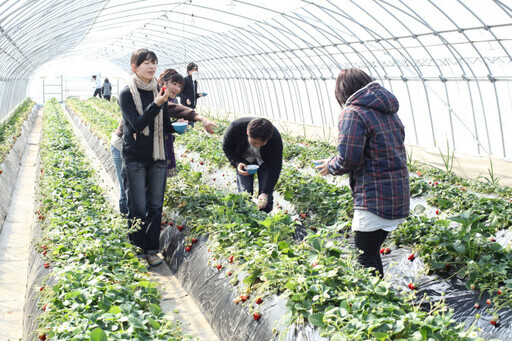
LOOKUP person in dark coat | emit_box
[316,67,410,277]
[223,117,283,213]
[178,62,206,113]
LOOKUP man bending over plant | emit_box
[223,117,283,213]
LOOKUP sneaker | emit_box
[146,254,164,267]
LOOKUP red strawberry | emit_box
[416,171,422,176]
[216,264,222,271]
[191,238,197,243]
[380,248,385,254]
[486,299,491,305]
[435,209,439,215]
[253,312,261,321]
[408,282,416,290]
[169,222,173,226]
[161,86,167,94]
[44,262,49,269]
[0,170,2,174]
[42,250,47,256]
[445,263,450,269]
[310,227,317,232]
[228,255,234,263]
[498,289,502,295]
[227,271,232,276]
[38,333,46,340]
[312,262,318,267]
[474,303,480,309]
[489,237,496,242]
[177,225,184,232]
[42,304,47,311]
[490,316,498,326]
[199,161,204,165]
[240,294,249,302]
[384,247,390,254]
[470,284,476,290]
[407,253,415,261]
[213,178,216,181]
[255,297,263,304]
[40,286,44,291]
[434,181,438,185]
[185,246,191,252]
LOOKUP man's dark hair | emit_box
[130,48,158,67]
[334,68,373,107]
[186,62,198,72]
[248,118,274,141]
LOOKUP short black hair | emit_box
[248,118,274,141]
[130,48,158,67]
[187,62,198,72]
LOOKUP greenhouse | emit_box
[0,0,511,340]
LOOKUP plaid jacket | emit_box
[328,82,410,219]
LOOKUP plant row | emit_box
[164,162,474,340]
[66,97,119,145]
[0,97,35,163]
[34,98,185,340]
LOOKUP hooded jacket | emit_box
[327,82,410,219]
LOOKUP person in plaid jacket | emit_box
[316,68,410,277]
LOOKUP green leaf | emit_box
[148,317,161,329]
[109,305,121,314]
[374,283,389,296]
[312,238,322,252]
[278,241,289,251]
[149,303,162,316]
[330,333,347,341]
[90,328,107,341]
[453,242,466,253]
[309,313,325,327]
[413,205,425,214]
[420,325,432,338]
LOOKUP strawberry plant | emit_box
[35,99,185,340]
[0,97,35,163]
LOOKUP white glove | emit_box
[257,193,268,210]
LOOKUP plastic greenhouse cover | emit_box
[161,220,512,341]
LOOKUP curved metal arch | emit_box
[397,0,494,155]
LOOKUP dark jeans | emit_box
[93,88,102,98]
[236,162,274,213]
[104,95,111,101]
[354,229,389,277]
[110,145,128,215]
[123,159,167,255]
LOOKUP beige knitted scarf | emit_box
[128,74,165,161]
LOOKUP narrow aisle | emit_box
[62,106,219,340]
[0,111,42,340]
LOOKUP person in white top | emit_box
[92,75,103,98]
